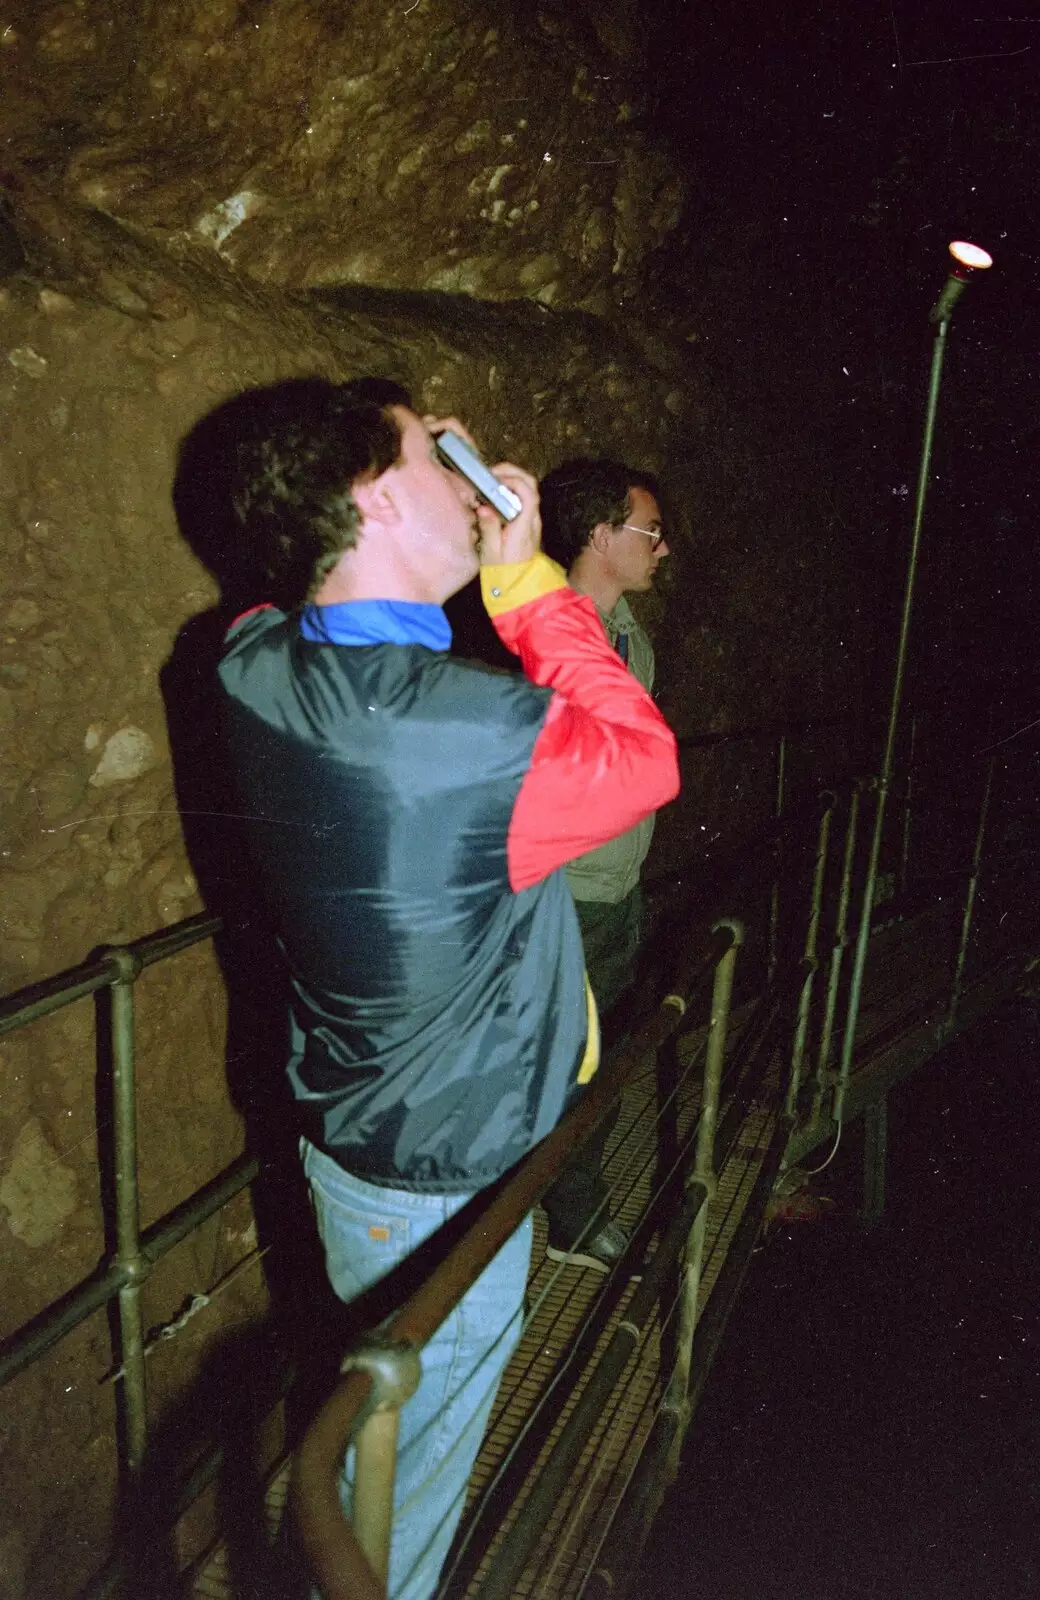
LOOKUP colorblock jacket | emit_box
[218,554,679,1193]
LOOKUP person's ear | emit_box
[352,473,398,528]
[588,521,614,556]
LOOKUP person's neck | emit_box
[313,562,441,607]
[568,552,623,616]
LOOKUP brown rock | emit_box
[0,1118,78,1249]
[28,758,88,823]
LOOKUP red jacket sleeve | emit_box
[481,555,680,892]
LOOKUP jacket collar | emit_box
[299,599,452,651]
[595,593,638,645]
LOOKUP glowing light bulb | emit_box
[949,241,993,271]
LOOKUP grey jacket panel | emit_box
[565,596,658,905]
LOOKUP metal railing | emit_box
[2,715,1036,1600]
[0,713,829,1600]
[0,913,258,1481]
[288,731,1039,1599]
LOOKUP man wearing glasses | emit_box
[538,458,671,1275]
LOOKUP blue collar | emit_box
[299,599,452,652]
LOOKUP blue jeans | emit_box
[301,1141,532,1600]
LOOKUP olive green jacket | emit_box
[565,595,658,904]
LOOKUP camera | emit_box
[436,430,523,523]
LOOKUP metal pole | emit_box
[899,715,917,896]
[295,1336,419,1600]
[834,278,967,1129]
[107,946,149,1480]
[352,1409,401,1587]
[767,735,786,987]
[664,921,742,1457]
[785,796,834,1119]
[947,756,995,1031]
[811,784,860,1126]
[582,1111,792,1600]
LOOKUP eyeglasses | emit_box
[619,523,666,553]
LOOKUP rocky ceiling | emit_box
[2,0,685,312]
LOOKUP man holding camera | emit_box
[215,380,678,1599]
[538,459,671,1275]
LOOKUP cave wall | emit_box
[0,7,873,1596]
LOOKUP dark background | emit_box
[638,999,1040,1600]
[631,10,1038,1589]
[646,0,1037,746]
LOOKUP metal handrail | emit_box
[0,827,806,1600]
[291,922,743,1599]
[0,913,234,1450]
[0,912,221,1035]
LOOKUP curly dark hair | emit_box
[539,458,661,571]
[174,375,412,610]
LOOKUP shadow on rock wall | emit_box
[164,396,337,1378]
[112,1323,308,1600]
[142,391,350,1597]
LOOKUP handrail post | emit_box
[767,736,786,987]
[784,795,834,1120]
[663,919,742,1465]
[338,1336,421,1587]
[811,783,860,1126]
[862,1095,888,1230]
[106,945,148,1480]
[946,756,994,1033]
[352,1412,402,1588]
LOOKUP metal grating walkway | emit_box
[449,1028,776,1600]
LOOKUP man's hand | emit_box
[423,414,477,448]
[422,414,542,568]
[477,464,541,566]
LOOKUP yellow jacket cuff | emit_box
[481,553,568,616]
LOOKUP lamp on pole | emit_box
[832,241,993,1128]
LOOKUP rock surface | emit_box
[3,0,683,311]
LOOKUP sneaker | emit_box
[545,1220,638,1276]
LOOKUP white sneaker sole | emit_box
[545,1243,613,1273]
